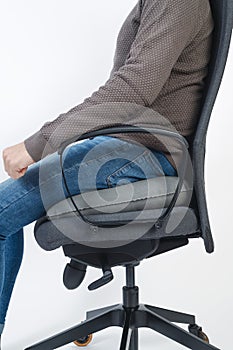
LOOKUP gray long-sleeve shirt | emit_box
[24,0,214,169]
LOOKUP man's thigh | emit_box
[60,135,164,194]
[0,136,163,238]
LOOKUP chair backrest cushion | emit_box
[191,0,233,253]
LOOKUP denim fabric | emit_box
[0,135,176,328]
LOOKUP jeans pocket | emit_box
[106,150,165,188]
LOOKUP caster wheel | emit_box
[189,324,209,343]
[74,334,93,347]
[198,331,210,343]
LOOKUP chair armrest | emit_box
[58,125,190,231]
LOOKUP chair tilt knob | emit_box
[63,259,87,290]
[88,266,114,291]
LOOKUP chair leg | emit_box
[86,303,120,319]
[135,305,221,350]
[145,304,195,324]
[119,310,139,350]
[129,328,139,350]
[119,309,132,350]
[24,304,125,350]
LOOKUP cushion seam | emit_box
[48,188,192,214]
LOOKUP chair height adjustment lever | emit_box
[88,267,114,291]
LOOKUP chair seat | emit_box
[34,176,200,251]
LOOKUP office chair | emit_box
[25,0,233,349]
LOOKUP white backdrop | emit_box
[0,1,232,349]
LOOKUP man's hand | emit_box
[2,142,35,179]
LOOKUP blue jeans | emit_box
[0,135,176,331]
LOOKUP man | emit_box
[0,0,213,344]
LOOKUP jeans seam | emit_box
[0,167,75,214]
[106,149,149,188]
[0,185,41,216]
[146,151,165,174]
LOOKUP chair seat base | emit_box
[24,300,220,350]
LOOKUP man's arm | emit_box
[4,0,199,178]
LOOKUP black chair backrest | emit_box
[192,0,233,253]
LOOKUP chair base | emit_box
[24,265,221,350]
[24,297,220,350]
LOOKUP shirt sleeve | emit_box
[24,0,199,162]
[109,1,142,76]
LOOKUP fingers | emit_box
[18,167,28,177]
[4,166,26,179]
[2,149,27,179]
[9,168,28,179]
[2,142,34,179]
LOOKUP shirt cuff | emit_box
[24,130,56,162]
